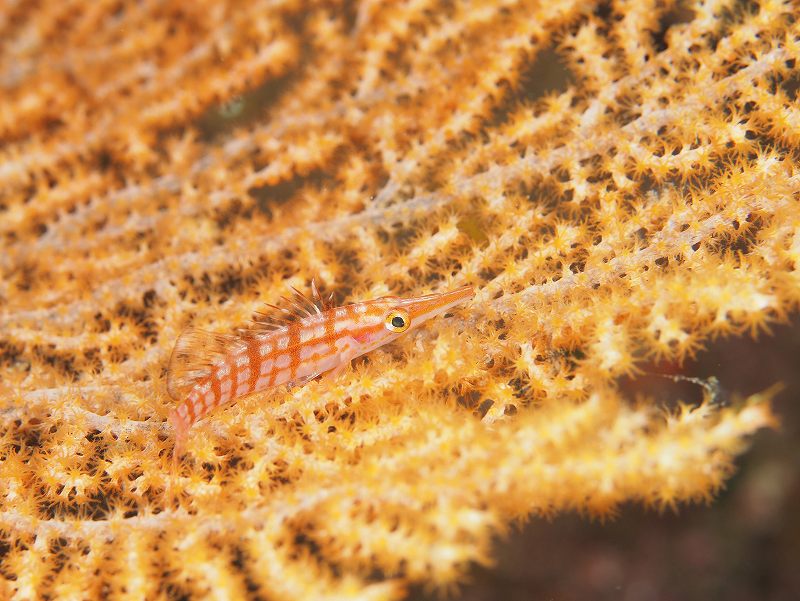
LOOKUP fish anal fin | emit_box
[166,327,243,400]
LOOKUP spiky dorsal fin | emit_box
[246,279,333,334]
[166,328,246,400]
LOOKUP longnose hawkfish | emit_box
[166,282,475,467]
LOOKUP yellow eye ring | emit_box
[385,310,410,333]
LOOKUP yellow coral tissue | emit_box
[0,1,796,600]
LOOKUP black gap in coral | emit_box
[249,170,330,218]
[781,69,800,98]
[518,46,573,104]
[341,0,359,33]
[230,545,263,598]
[652,2,695,53]
[481,42,572,134]
[32,346,80,381]
[594,0,613,20]
[0,536,10,564]
[195,72,295,142]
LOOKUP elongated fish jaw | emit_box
[399,285,475,328]
[348,286,474,352]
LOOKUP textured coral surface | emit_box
[1,1,798,599]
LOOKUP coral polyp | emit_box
[0,1,796,599]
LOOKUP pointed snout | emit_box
[400,284,475,324]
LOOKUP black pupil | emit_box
[391,315,405,328]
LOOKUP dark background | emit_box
[412,321,800,601]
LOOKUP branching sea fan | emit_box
[0,1,798,599]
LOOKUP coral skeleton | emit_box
[0,0,796,599]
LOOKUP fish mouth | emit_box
[399,285,475,322]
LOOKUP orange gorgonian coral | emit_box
[0,0,797,599]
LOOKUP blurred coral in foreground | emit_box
[0,0,797,599]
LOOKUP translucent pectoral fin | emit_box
[286,372,320,391]
[324,362,349,382]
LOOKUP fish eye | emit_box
[385,310,410,333]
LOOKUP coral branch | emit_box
[0,0,795,598]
